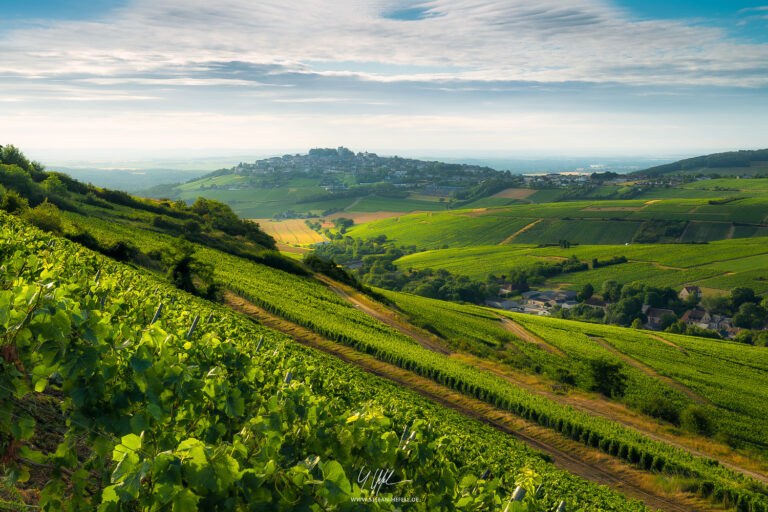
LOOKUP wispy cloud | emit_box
[1,0,767,87]
[0,1,766,155]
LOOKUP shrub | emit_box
[589,358,627,397]
[680,405,715,436]
[640,397,681,425]
[23,200,62,233]
[0,189,28,214]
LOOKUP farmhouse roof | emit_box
[681,308,708,322]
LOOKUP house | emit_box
[484,299,522,312]
[679,286,702,300]
[708,314,733,332]
[644,307,675,328]
[681,308,711,327]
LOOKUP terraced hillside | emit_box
[2,213,650,510]
[395,237,768,294]
[346,198,768,248]
[60,208,768,511]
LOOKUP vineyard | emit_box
[373,290,768,453]
[393,237,768,293]
[506,314,768,452]
[1,212,652,510]
[347,197,768,248]
[58,209,768,510]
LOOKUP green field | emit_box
[682,178,768,190]
[394,238,768,293]
[349,194,449,212]
[508,313,768,450]
[347,197,768,248]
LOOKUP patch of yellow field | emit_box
[252,219,326,245]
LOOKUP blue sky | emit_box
[0,0,766,161]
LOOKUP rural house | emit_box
[679,285,702,300]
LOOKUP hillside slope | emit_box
[636,149,768,177]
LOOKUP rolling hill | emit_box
[636,149,768,177]
[4,145,768,511]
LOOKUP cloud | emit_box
[0,1,766,156]
[0,0,766,87]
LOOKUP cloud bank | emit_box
[0,0,766,156]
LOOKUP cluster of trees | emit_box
[452,174,521,204]
[312,235,496,303]
[591,255,627,268]
[502,255,589,291]
[556,278,768,342]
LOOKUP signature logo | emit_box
[356,466,411,496]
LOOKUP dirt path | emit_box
[677,221,692,242]
[496,316,567,357]
[289,284,768,485]
[315,275,450,355]
[344,196,363,211]
[647,333,690,356]
[589,336,712,406]
[498,219,543,245]
[222,291,713,512]
[452,351,768,486]
[250,280,768,485]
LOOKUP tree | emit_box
[730,287,757,311]
[0,189,28,214]
[733,302,766,329]
[0,144,33,172]
[577,283,594,302]
[589,359,627,397]
[163,238,217,299]
[605,296,643,326]
[23,200,62,233]
[659,313,678,331]
[680,405,715,436]
[630,318,643,329]
[42,174,68,198]
[683,291,700,309]
[601,280,622,302]
[702,294,730,315]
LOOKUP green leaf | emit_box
[113,433,142,462]
[172,488,201,511]
[321,460,351,505]
[34,378,48,392]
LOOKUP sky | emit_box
[1,0,767,162]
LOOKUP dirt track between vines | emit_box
[223,290,719,512]
[293,280,768,487]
